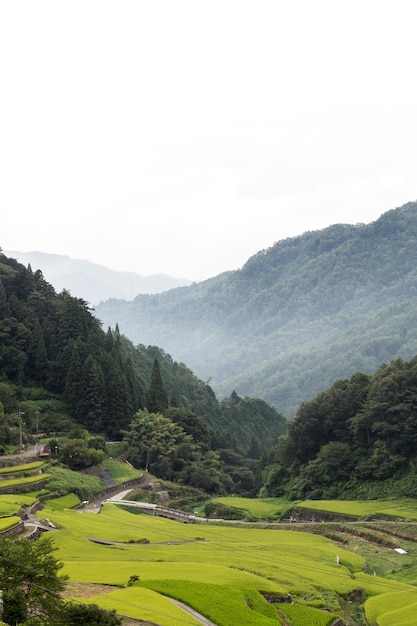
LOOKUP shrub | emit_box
[45,466,104,501]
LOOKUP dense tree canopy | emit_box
[96,202,417,416]
[259,356,417,500]
[0,251,284,455]
[122,409,233,492]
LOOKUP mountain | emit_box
[0,250,285,458]
[4,250,192,304]
[95,201,417,417]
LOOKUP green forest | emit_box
[96,201,417,417]
[260,356,417,500]
[0,250,286,495]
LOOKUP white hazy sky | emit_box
[2,1,417,281]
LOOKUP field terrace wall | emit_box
[0,478,48,495]
[0,521,24,538]
[291,507,404,523]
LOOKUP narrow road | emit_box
[168,598,218,626]
[1,444,44,459]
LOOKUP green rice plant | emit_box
[354,572,416,596]
[0,494,36,516]
[243,589,278,619]
[300,499,417,520]
[62,559,287,593]
[0,461,44,474]
[70,586,203,625]
[378,607,417,626]
[0,500,20,517]
[366,590,417,626]
[39,505,417,625]
[0,474,50,489]
[213,497,291,519]
[0,516,21,531]
[101,458,142,483]
[139,580,281,626]
[42,493,80,511]
[276,603,337,625]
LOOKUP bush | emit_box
[45,466,104,501]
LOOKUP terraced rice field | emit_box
[37,500,417,625]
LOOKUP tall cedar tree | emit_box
[146,357,168,413]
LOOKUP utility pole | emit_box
[18,408,25,452]
[35,410,40,454]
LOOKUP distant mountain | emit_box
[95,201,417,417]
[4,251,192,304]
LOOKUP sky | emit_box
[1,1,417,282]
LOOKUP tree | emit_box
[146,358,168,413]
[164,407,211,451]
[2,588,27,624]
[65,337,85,420]
[0,536,67,623]
[63,602,122,625]
[123,409,194,478]
[79,356,106,431]
[59,439,105,470]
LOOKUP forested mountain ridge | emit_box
[259,354,417,500]
[96,201,417,417]
[0,250,285,468]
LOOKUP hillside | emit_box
[96,201,417,416]
[5,250,192,304]
[0,251,285,460]
[259,353,417,501]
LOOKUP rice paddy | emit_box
[213,496,417,521]
[3,471,417,624]
[36,500,417,625]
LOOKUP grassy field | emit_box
[101,458,142,483]
[35,500,417,626]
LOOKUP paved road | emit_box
[169,598,218,626]
[1,445,45,459]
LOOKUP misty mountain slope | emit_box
[5,250,191,304]
[96,201,417,416]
